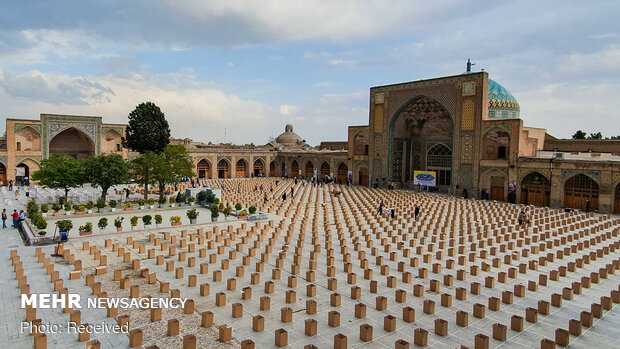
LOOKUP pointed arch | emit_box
[235,159,248,178]
[269,161,276,177]
[197,159,211,179]
[564,173,599,211]
[305,160,314,178]
[337,162,348,184]
[320,161,330,178]
[482,127,510,160]
[291,160,299,177]
[49,127,95,160]
[15,126,42,151]
[101,129,123,154]
[217,159,230,179]
[479,168,507,201]
[253,158,265,177]
[520,171,550,207]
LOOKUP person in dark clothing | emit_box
[378,201,384,215]
[391,208,395,219]
[585,200,591,212]
[2,209,7,228]
[282,193,287,201]
[414,206,420,220]
[462,188,468,199]
[125,188,130,199]
[291,187,294,196]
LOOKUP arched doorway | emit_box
[253,159,264,177]
[270,161,276,177]
[305,161,314,179]
[49,127,95,160]
[236,159,248,178]
[358,167,369,186]
[16,163,29,186]
[564,174,599,211]
[197,160,211,179]
[0,163,6,185]
[337,163,348,184]
[15,126,41,151]
[389,96,453,187]
[217,159,230,179]
[482,128,510,160]
[480,169,506,201]
[291,160,299,177]
[426,144,452,187]
[320,161,330,179]
[101,129,122,154]
[614,182,620,214]
[521,172,550,207]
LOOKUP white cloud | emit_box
[279,105,298,116]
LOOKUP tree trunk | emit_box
[143,170,149,201]
[159,180,165,199]
[65,188,69,202]
[101,187,109,201]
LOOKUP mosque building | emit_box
[2,62,619,213]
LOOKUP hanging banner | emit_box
[413,171,437,187]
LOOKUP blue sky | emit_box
[1,0,619,145]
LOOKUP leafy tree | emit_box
[122,102,171,154]
[587,132,602,140]
[31,155,84,202]
[82,154,130,201]
[152,144,195,199]
[130,152,159,200]
[572,130,586,139]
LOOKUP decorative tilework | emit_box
[253,156,266,163]
[461,97,475,130]
[374,135,382,158]
[217,156,232,163]
[518,168,551,181]
[613,172,620,184]
[480,166,508,177]
[15,156,41,166]
[482,124,511,135]
[374,105,384,132]
[0,156,7,167]
[102,127,124,136]
[374,93,384,104]
[561,170,600,183]
[462,81,476,96]
[391,141,403,182]
[461,134,473,163]
[14,123,42,134]
[41,115,102,158]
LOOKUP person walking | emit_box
[585,199,591,213]
[414,205,420,220]
[282,192,287,201]
[391,208,395,219]
[2,209,7,228]
[12,209,19,228]
[8,179,13,191]
[378,201,384,215]
[517,209,526,228]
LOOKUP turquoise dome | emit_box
[488,79,520,119]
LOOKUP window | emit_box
[16,142,21,151]
[116,144,121,152]
[497,146,506,159]
[427,144,452,186]
[364,145,369,155]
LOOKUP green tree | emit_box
[572,130,586,139]
[587,132,603,140]
[82,154,131,201]
[152,144,195,199]
[31,155,84,202]
[131,152,159,200]
[122,102,171,154]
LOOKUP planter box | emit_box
[170,204,176,208]
[238,216,247,220]
[211,217,219,222]
[125,207,134,211]
[189,219,197,224]
[139,206,145,210]
[131,226,137,230]
[116,227,123,232]
[53,212,59,216]
[144,225,152,230]
[98,208,105,213]
[110,208,116,212]
[65,212,72,216]
[158,204,165,208]
[190,202,195,206]
[41,212,48,217]
[75,211,86,215]
[180,203,185,207]
[87,210,93,214]
[171,222,181,226]
[149,205,154,209]
[79,231,92,236]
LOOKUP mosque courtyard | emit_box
[3,178,620,348]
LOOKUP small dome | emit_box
[488,79,520,119]
[275,124,303,146]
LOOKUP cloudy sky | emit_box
[1,0,619,145]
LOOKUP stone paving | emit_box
[2,178,620,349]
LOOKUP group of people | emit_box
[2,208,24,229]
[377,201,421,220]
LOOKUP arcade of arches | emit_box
[49,128,94,160]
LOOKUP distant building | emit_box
[2,64,619,212]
